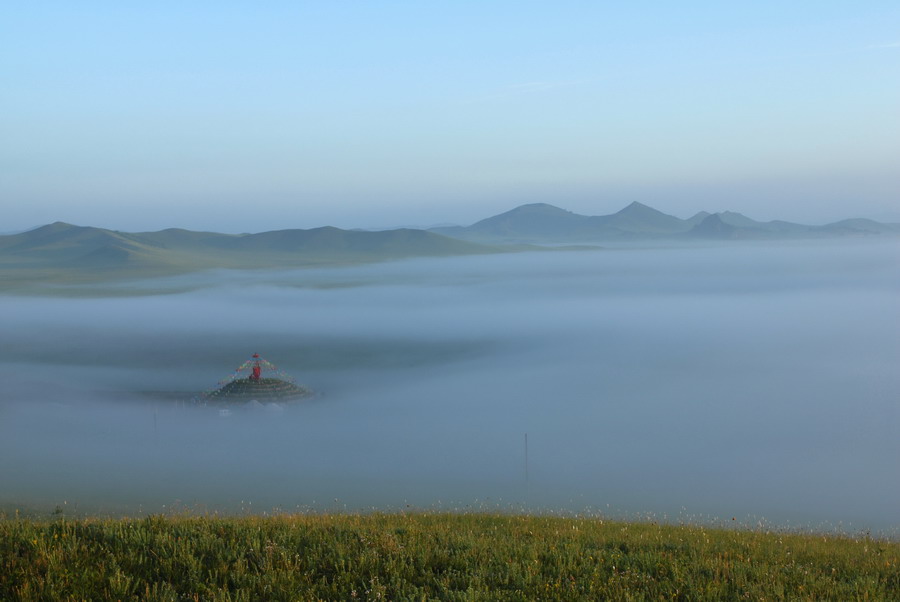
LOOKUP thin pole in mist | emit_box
[525,433,529,485]
[524,433,529,507]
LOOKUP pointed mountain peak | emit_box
[605,201,684,228]
[615,201,670,217]
[625,201,652,210]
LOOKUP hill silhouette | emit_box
[434,203,586,241]
[432,203,900,243]
[2,203,897,289]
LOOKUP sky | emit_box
[2,2,899,232]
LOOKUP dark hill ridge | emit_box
[431,201,697,243]
[818,218,900,236]
[431,201,701,242]
[461,203,586,239]
[432,203,900,243]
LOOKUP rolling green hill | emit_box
[0,223,510,290]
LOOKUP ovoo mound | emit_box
[203,353,312,403]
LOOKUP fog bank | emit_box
[1,240,898,533]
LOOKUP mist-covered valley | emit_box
[1,240,898,534]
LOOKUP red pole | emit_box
[251,353,261,380]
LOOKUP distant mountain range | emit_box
[431,202,900,243]
[2,203,897,288]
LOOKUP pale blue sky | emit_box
[2,2,899,232]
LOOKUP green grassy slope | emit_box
[1,512,896,600]
[0,223,508,290]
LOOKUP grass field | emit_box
[1,512,897,600]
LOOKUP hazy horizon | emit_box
[5,198,899,238]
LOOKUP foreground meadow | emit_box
[1,512,897,600]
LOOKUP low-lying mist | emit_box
[1,240,898,533]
